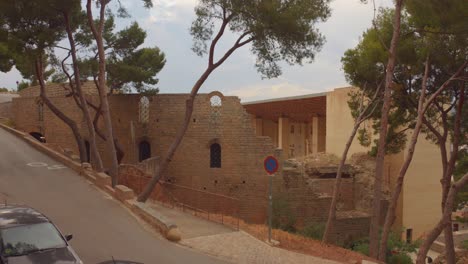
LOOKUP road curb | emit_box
[0,123,181,242]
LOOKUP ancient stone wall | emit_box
[18,82,99,98]
[12,89,276,223]
[0,102,12,119]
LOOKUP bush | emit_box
[387,253,413,264]
[271,195,296,232]
[461,239,468,250]
[300,222,325,240]
[1,119,15,128]
[352,241,369,256]
[346,231,419,263]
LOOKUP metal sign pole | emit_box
[264,155,278,244]
[268,174,273,243]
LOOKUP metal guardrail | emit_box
[119,167,240,230]
[155,181,240,231]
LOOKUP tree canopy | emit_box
[191,0,331,78]
[0,0,165,94]
[342,4,467,156]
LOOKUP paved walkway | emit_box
[180,231,341,264]
[150,202,234,239]
[150,202,341,264]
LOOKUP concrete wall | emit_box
[326,87,371,157]
[402,134,443,239]
[325,87,443,240]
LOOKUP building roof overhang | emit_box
[242,92,327,123]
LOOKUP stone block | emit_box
[115,185,135,201]
[63,148,73,157]
[81,163,92,171]
[95,172,112,187]
[71,154,80,162]
[166,227,182,242]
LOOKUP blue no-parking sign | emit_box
[264,156,279,175]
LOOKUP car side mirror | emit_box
[65,234,73,241]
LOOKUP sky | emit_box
[0,0,393,102]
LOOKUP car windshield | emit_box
[1,222,66,257]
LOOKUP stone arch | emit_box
[207,91,224,107]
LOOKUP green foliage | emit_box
[387,253,413,264]
[347,231,419,263]
[191,0,331,78]
[300,222,325,240]
[350,238,370,256]
[0,0,162,94]
[454,150,468,210]
[0,87,8,92]
[78,20,166,94]
[342,4,467,156]
[3,119,15,128]
[17,81,30,91]
[271,195,296,232]
[461,239,468,250]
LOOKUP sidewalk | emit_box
[150,201,341,264]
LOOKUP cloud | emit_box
[227,82,315,102]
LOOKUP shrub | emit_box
[352,241,369,256]
[300,221,325,240]
[461,239,468,250]
[387,253,413,264]
[271,195,296,232]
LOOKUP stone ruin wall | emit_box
[0,102,12,119]
[271,153,380,244]
[11,90,278,223]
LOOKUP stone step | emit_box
[430,240,445,254]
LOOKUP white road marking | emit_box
[26,162,67,170]
[27,162,48,167]
[47,165,67,170]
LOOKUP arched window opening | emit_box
[210,95,222,107]
[139,96,150,124]
[210,143,221,168]
[139,140,151,162]
[30,132,45,143]
[84,140,91,163]
[210,95,222,125]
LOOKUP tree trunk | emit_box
[416,173,468,264]
[378,57,430,260]
[322,123,360,243]
[137,67,214,202]
[89,102,125,164]
[136,14,252,202]
[64,11,104,172]
[416,81,465,263]
[369,0,404,259]
[441,83,465,264]
[86,0,119,186]
[34,58,87,162]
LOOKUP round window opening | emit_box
[210,95,222,107]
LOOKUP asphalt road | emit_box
[0,127,226,264]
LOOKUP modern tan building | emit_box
[245,87,443,240]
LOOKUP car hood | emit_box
[5,246,79,264]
